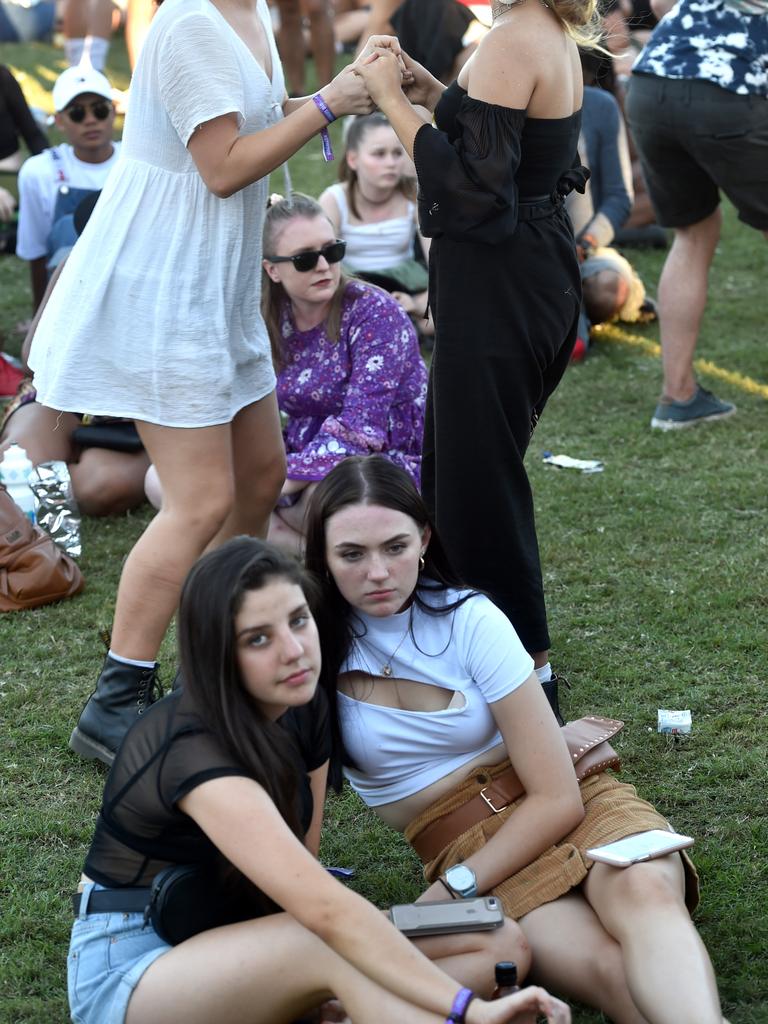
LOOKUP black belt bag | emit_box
[73,864,254,946]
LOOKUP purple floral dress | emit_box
[276,280,427,485]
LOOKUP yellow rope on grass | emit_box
[593,324,768,401]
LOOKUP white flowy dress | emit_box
[28,0,284,427]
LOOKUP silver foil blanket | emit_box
[28,460,82,559]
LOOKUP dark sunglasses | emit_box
[65,101,113,123]
[266,239,346,273]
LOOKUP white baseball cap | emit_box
[53,65,113,112]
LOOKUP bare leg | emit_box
[302,0,335,88]
[520,893,649,1024]
[109,421,237,661]
[70,447,150,516]
[275,0,307,95]
[0,402,78,463]
[354,0,401,55]
[206,392,285,546]
[126,913,538,1024]
[412,919,531,997]
[584,855,722,1024]
[657,208,721,402]
[125,0,155,67]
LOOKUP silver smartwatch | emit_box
[441,864,478,899]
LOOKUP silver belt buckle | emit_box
[480,786,508,814]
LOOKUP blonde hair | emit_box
[262,193,352,369]
[545,0,605,51]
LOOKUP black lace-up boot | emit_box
[541,673,570,727]
[69,654,162,766]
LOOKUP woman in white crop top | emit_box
[319,112,433,336]
[305,455,726,1024]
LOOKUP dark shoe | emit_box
[541,674,570,727]
[69,654,162,766]
[651,385,735,431]
[636,296,658,323]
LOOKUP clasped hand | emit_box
[324,35,406,116]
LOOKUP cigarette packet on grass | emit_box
[657,709,692,734]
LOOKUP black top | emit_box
[413,82,582,244]
[84,687,330,893]
[0,66,48,161]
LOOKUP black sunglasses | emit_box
[266,239,346,273]
[65,100,113,123]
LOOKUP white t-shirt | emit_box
[339,587,534,806]
[28,0,282,427]
[16,143,121,261]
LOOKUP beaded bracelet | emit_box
[446,987,475,1023]
[312,93,336,162]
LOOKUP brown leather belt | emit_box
[408,716,624,864]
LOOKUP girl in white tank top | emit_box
[319,113,432,336]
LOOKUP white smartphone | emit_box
[587,829,694,867]
[388,897,504,937]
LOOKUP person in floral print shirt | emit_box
[262,193,427,555]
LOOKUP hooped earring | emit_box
[419,553,426,571]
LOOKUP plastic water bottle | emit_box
[0,444,37,523]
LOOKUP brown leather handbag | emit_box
[0,484,84,612]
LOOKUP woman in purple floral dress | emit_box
[262,194,427,554]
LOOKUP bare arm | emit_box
[304,759,329,858]
[420,676,583,901]
[354,52,437,161]
[188,69,372,198]
[22,259,67,368]
[651,0,677,18]
[29,257,48,316]
[318,188,343,235]
[180,776,471,1017]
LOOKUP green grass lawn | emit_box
[2,31,768,1024]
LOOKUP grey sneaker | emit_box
[651,386,736,431]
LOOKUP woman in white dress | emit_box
[27,0,379,765]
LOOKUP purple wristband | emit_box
[446,988,475,1024]
[312,93,336,162]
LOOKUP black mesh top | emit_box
[413,81,582,244]
[83,686,330,889]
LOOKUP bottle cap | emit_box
[494,961,518,986]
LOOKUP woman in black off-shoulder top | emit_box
[356,2,593,719]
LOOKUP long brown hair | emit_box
[304,455,475,787]
[177,537,318,837]
[339,113,416,221]
[262,193,352,369]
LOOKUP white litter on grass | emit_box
[542,452,604,474]
[658,709,692,734]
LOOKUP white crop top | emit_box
[339,588,534,806]
[324,182,417,272]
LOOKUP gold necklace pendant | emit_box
[381,664,393,677]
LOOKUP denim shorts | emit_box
[68,884,171,1024]
[627,74,768,231]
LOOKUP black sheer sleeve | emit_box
[412,96,526,245]
[0,66,48,160]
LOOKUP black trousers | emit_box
[421,217,580,654]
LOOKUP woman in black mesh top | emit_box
[356,1,600,721]
[68,537,569,1024]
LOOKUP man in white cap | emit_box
[16,64,120,312]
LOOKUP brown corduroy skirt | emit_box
[404,763,700,920]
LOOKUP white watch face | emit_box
[446,865,476,895]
